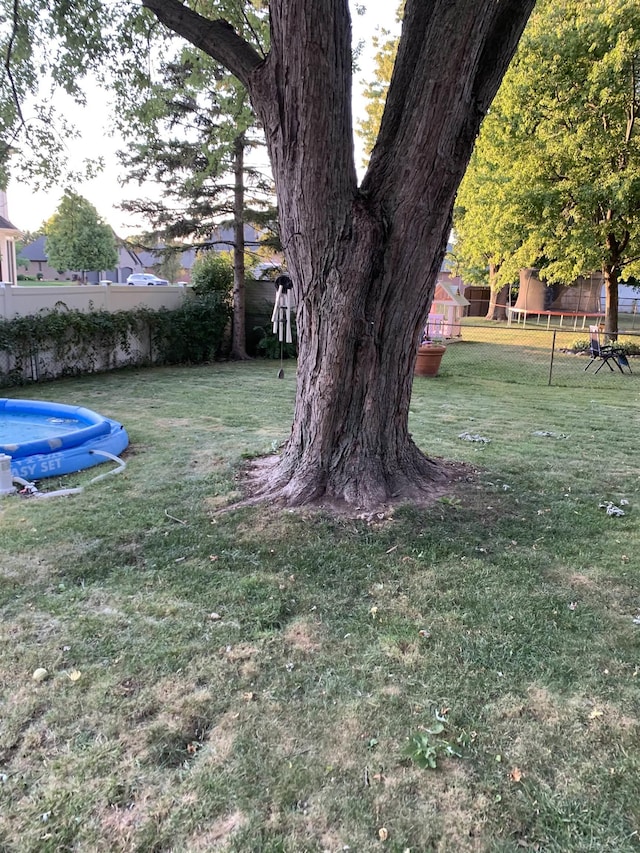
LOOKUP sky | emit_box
[7,1,399,238]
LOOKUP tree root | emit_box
[216,453,475,519]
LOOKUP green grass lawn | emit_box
[1,361,639,851]
[443,320,640,388]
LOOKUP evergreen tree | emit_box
[118,37,275,358]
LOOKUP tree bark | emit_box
[231,134,249,359]
[603,229,629,340]
[485,262,509,320]
[142,0,536,508]
[603,264,619,341]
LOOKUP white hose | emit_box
[12,475,35,489]
[88,450,127,482]
[30,487,84,499]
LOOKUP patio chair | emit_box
[584,325,632,374]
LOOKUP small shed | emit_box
[426,279,470,339]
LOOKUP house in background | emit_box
[130,245,196,284]
[207,223,263,253]
[89,243,145,284]
[133,224,275,284]
[19,235,54,279]
[18,223,270,284]
[0,190,21,285]
[19,235,146,283]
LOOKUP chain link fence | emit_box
[438,319,640,387]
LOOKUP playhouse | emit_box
[426,279,470,339]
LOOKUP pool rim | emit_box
[0,397,129,480]
[0,398,111,459]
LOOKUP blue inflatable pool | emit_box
[0,398,129,480]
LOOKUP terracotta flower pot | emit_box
[414,343,446,377]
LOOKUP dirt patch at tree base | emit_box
[229,454,476,519]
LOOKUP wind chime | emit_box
[271,274,293,378]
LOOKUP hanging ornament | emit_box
[271,274,293,378]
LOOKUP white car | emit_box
[126,273,169,286]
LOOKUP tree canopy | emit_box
[118,46,274,244]
[453,0,640,334]
[45,190,118,276]
[358,24,399,164]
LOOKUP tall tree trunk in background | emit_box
[603,264,619,342]
[602,229,629,341]
[231,134,249,359]
[485,262,509,320]
[143,0,536,508]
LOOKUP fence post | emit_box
[0,282,14,318]
[548,329,556,386]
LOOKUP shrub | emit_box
[254,323,297,359]
[148,292,232,365]
[570,336,640,355]
[190,251,234,299]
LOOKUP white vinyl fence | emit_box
[0,283,192,384]
[0,282,189,319]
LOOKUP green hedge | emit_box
[0,293,231,386]
[570,336,640,355]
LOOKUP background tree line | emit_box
[361,0,640,337]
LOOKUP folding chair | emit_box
[584,325,632,374]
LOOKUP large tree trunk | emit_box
[485,262,509,321]
[602,229,629,341]
[143,0,536,508]
[603,263,619,342]
[231,134,249,359]
[254,206,448,506]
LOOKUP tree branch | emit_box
[470,0,537,113]
[625,54,636,144]
[5,0,25,126]
[363,0,535,205]
[141,0,264,88]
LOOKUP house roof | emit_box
[21,236,145,268]
[131,225,264,271]
[433,280,470,307]
[0,214,20,233]
[22,223,271,271]
[21,235,47,260]
[133,249,159,268]
[208,224,262,248]
[130,246,197,271]
[119,243,143,266]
